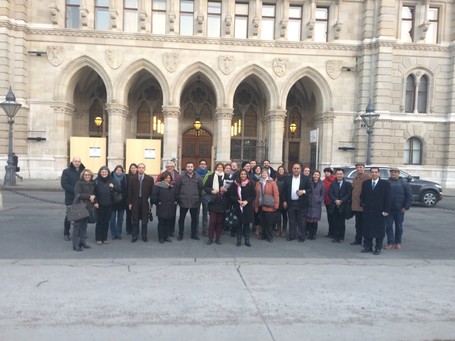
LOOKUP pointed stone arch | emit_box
[281,66,332,113]
[116,59,170,106]
[172,62,225,108]
[54,56,113,104]
[227,64,279,110]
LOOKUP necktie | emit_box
[372,181,376,190]
[139,175,144,197]
[339,181,342,189]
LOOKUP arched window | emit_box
[417,75,428,113]
[405,75,416,113]
[404,137,422,165]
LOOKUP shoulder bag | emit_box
[67,195,90,222]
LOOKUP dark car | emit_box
[337,166,443,207]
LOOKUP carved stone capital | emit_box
[215,108,234,120]
[163,109,181,119]
[106,104,128,117]
[265,110,286,122]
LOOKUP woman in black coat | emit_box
[109,165,128,240]
[151,171,176,243]
[275,165,288,237]
[125,163,138,235]
[230,169,256,247]
[94,166,120,245]
[72,169,95,251]
[204,163,229,245]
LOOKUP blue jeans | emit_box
[110,209,125,238]
[386,211,404,245]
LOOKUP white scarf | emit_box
[212,171,224,192]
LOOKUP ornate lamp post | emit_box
[0,87,22,186]
[360,99,380,165]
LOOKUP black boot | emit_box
[81,241,91,249]
[244,224,251,247]
[236,235,242,247]
[245,235,251,247]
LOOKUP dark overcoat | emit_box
[328,180,352,214]
[128,174,154,223]
[204,173,229,213]
[283,175,312,209]
[151,182,177,220]
[61,163,85,205]
[229,180,256,224]
[175,171,203,209]
[111,174,128,210]
[361,178,392,238]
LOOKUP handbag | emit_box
[112,190,123,204]
[202,193,217,204]
[344,203,354,220]
[263,194,275,208]
[87,202,97,224]
[67,195,90,222]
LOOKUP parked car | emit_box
[335,166,443,207]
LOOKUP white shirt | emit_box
[291,176,300,200]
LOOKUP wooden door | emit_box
[181,128,212,170]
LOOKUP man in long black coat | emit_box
[328,168,352,243]
[360,167,392,255]
[128,163,154,242]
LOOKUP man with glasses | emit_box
[196,159,211,236]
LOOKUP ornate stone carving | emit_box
[307,20,315,39]
[168,13,175,32]
[80,8,89,27]
[163,110,181,119]
[197,14,204,34]
[219,55,234,75]
[163,52,179,73]
[225,15,232,35]
[273,58,288,77]
[326,60,343,79]
[47,46,64,66]
[419,20,431,41]
[280,19,288,38]
[252,17,260,36]
[334,21,343,40]
[215,110,234,120]
[49,3,59,25]
[105,49,123,70]
[139,11,147,31]
[110,10,118,29]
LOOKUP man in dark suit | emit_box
[128,163,154,242]
[283,163,312,242]
[360,167,392,255]
[328,168,352,243]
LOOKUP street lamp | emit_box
[0,87,22,186]
[360,99,380,165]
[289,123,297,138]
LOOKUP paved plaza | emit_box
[0,182,454,340]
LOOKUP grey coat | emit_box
[175,171,203,208]
[307,181,325,220]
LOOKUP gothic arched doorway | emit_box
[181,128,213,170]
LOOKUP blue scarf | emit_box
[112,172,125,186]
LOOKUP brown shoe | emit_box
[395,244,401,250]
[384,244,394,250]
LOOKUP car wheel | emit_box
[421,190,438,207]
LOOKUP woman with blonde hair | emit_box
[72,169,96,251]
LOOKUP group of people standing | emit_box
[61,157,412,255]
[322,163,413,255]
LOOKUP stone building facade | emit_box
[0,0,454,187]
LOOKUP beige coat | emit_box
[351,172,371,212]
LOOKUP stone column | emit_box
[162,106,181,168]
[315,110,335,169]
[214,108,234,164]
[51,103,75,171]
[106,103,128,169]
[265,109,286,168]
